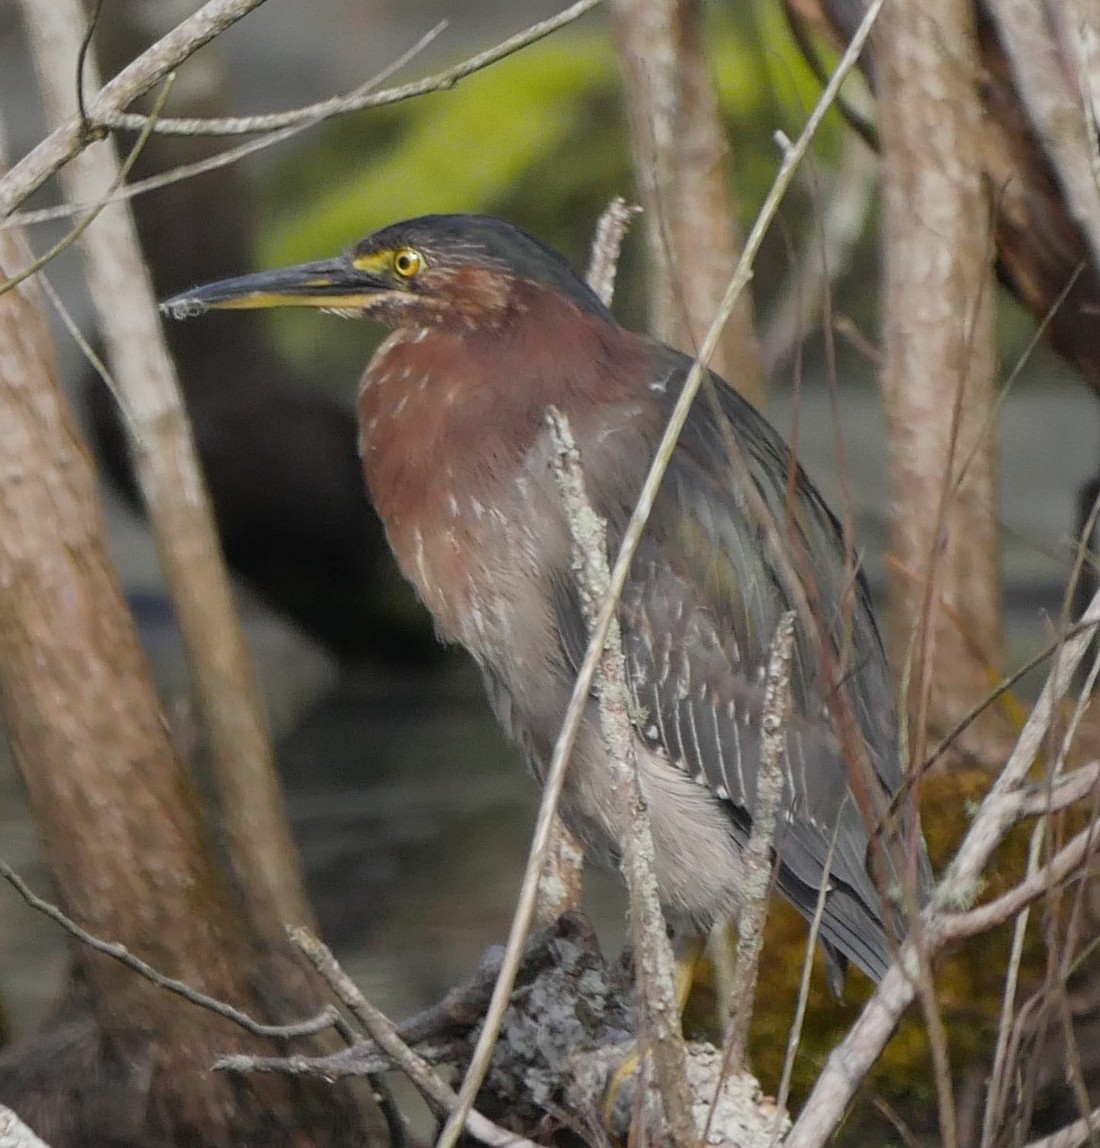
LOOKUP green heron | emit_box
[164,214,930,988]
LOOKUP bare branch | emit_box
[0,0,267,217]
[999,764,1100,823]
[533,195,645,926]
[724,611,796,1071]
[285,928,541,1148]
[1,0,601,218]
[785,953,920,1148]
[983,661,1100,1148]
[98,0,602,138]
[0,79,171,300]
[940,820,1100,943]
[785,587,1100,1148]
[0,857,348,1042]
[3,20,448,232]
[943,585,1100,907]
[586,196,643,309]
[544,405,693,1148]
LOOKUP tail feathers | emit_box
[779,867,897,994]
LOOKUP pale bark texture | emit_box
[20,0,313,942]
[0,222,378,1147]
[874,0,1004,750]
[609,0,766,405]
[986,0,1100,274]
[0,220,240,1056]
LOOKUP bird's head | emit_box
[161,214,614,334]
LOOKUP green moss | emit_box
[728,765,1064,1142]
[261,38,613,265]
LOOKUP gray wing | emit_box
[554,352,925,982]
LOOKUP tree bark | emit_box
[609,0,766,405]
[874,0,1004,753]
[19,0,313,942]
[0,216,380,1146]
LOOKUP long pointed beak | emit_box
[160,257,390,319]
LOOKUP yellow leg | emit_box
[600,934,709,1130]
[676,932,708,1010]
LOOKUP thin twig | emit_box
[217,1036,466,1080]
[923,615,1097,776]
[254,929,549,1078]
[97,0,602,137]
[0,0,599,218]
[1,0,268,217]
[725,610,796,1071]
[35,274,125,419]
[0,857,349,1042]
[1001,679,1100,1120]
[74,0,106,127]
[533,195,644,927]
[285,928,540,1148]
[3,22,448,232]
[586,196,643,308]
[0,77,173,300]
[441,8,886,1146]
[772,826,842,1146]
[1054,985,1095,1148]
[943,585,1100,908]
[543,406,693,1148]
[761,133,877,375]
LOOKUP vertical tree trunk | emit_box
[0,221,246,1048]
[19,0,313,942]
[0,207,381,1148]
[609,0,766,405]
[874,0,1004,753]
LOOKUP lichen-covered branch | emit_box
[546,406,694,1148]
[724,610,795,1071]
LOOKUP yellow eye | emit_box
[393,248,423,279]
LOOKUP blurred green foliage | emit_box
[253,1,858,390]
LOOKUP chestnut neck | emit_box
[358,279,647,512]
